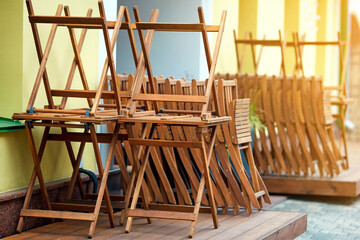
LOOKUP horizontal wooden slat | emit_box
[20,209,95,221]
[12,112,119,124]
[47,132,128,143]
[50,203,108,213]
[31,122,85,129]
[237,136,252,144]
[237,132,252,138]
[128,209,196,221]
[64,198,124,209]
[235,112,249,117]
[234,99,250,104]
[235,39,283,46]
[236,128,251,134]
[128,139,202,149]
[32,108,87,115]
[235,109,250,113]
[132,94,207,103]
[235,124,251,130]
[51,89,131,99]
[85,193,142,203]
[29,16,104,25]
[215,80,236,86]
[255,190,266,198]
[160,109,202,115]
[148,203,211,213]
[235,117,249,122]
[299,41,342,45]
[236,122,250,126]
[135,23,220,32]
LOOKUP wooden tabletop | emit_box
[117,114,231,126]
[12,112,120,124]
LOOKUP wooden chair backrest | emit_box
[25,0,141,117]
[233,99,251,144]
[126,7,227,119]
[293,31,351,99]
[233,30,287,75]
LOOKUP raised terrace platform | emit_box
[5,209,306,239]
[262,141,360,197]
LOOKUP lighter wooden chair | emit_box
[233,30,287,75]
[293,32,352,168]
[216,79,271,213]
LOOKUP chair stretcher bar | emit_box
[51,89,131,99]
[47,132,128,143]
[28,16,104,25]
[135,23,220,32]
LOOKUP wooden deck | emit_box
[5,210,306,239]
[262,141,360,197]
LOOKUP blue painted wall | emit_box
[116,0,211,80]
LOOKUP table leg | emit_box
[125,124,156,233]
[88,123,119,238]
[189,126,219,237]
[17,124,50,233]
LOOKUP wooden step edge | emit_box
[128,209,196,221]
[20,209,95,221]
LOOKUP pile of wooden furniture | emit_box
[216,73,346,177]
[215,30,352,177]
[13,1,270,238]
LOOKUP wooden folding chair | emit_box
[177,80,230,211]
[12,1,141,237]
[118,6,229,238]
[233,30,286,75]
[216,79,271,212]
[294,32,352,168]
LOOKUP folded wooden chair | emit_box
[233,30,287,75]
[216,79,271,210]
[118,6,228,238]
[294,32,352,168]
[12,1,141,237]
[283,75,314,175]
[177,80,230,211]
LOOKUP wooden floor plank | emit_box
[262,152,360,197]
[263,212,307,240]
[157,211,234,240]
[234,211,306,239]
[199,211,282,240]
[4,210,306,240]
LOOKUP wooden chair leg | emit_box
[120,168,136,225]
[88,124,117,238]
[340,105,349,169]
[199,127,218,229]
[189,126,219,238]
[124,123,156,233]
[125,138,153,233]
[189,176,206,238]
[62,127,87,199]
[17,125,51,233]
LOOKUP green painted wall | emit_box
[0,0,99,193]
[0,1,23,118]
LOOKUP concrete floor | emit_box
[270,195,360,239]
[266,140,360,239]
